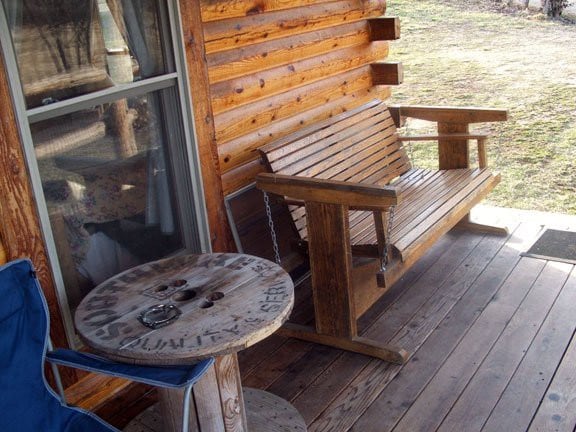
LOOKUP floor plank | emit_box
[118,207,576,432]
[436,261,572,432]
[350,221,537,432]
[385,238,546,431]
[483,266,576,432]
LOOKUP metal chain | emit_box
[380,206,396,272]
[263,191,282,265]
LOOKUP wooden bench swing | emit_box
[256,99,508,364]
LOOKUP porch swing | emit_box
[256,99,508,364]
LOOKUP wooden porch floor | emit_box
[124,206,576,432]
[238,206,576,432]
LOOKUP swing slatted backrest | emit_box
[259,99,502,263]
[260,100,411,241]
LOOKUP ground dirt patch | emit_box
[388,0,576,214]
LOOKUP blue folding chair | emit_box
[0,258,214,432]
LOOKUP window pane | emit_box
[34,90,184,311]
[2,0,172,109]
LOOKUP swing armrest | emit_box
[398,133,489,141]
[256,173,400,210]
[389,105,508,127]
[398,133,491,169]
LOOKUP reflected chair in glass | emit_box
[0,258,213,432]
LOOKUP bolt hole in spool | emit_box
[172,289,197,301]
[199,300,214,309]
[172,279,187,287]
[199,292,225,309]
[207,292,224,302]
[155,285,169,292]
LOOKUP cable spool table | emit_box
[75,253,306,432]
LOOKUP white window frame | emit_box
[0,0,211,346]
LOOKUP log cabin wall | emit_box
[197,0,401,198]
[0,0,401,396]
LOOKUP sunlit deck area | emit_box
[124,206,576,432]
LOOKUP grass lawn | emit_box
[387,0,576,214]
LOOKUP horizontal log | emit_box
[211,42,389,114]
[218,87,392,175]
[222,159,265,196]
[392,105,508,124]
[256,172,399,209]
[370,61,403,85]
[214,66,374,144]
[200,0,328,22]
[207,21,371,83]
[203,0,386,54]
[368,16,401,40]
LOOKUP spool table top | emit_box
[75,253,294,365]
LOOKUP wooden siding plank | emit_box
[200,0,331,23]
[203,0,386,54]
[207,21,371,83]
[210,42,389,114]
[482,265,576,432]
[435,262,572,432]
[214,66,373,143]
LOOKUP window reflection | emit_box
[35,92,183,311]
[3,0,168,108]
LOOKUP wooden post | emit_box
[178,0,235,252]
[305,201,356,337]
[438,122,470,170]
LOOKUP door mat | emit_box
[521,229,576,265]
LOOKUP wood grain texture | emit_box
[215,354,247,432]
[214,66,374,144]
[200,0,330,23]
[179,0,235,252]
[207,21,372,83]
[192,363,226,432]
[218,87,391,179]
[370,61,403,85]
[75,253,294,364]
[210,42,389,115]
[305,201,356,337]
[368,16,401,40]
[203,0,386,54]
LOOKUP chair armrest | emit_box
[46,349,214,388]
[256,173,400,210]
[389,105,508,125]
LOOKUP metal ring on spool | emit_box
[138,304,182,329]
